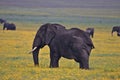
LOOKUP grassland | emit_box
[0,6,120,80]
[0,24,120,80]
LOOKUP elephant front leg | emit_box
[49,52,61,68]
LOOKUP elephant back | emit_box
[69,28,94,49]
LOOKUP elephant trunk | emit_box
[32,47,40,66]
[31,36,42,66]
[3,25,5,30]
[111,30,114,36]
[111,32,113,36]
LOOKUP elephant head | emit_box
[86,28,94,38]
[111,26,120,36]
[30,23,65,66]
[117,32,120,36]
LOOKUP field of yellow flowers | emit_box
[0,23,120,80]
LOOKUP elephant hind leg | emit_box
[80,49,89,69]
[75,58,89,69]
[79,58,89,69]
[74,50,89,69]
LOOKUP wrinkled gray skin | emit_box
[32,23,94,69]
[111,26,120,36]
[86,28,94,38]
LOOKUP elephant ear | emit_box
[45,23,65,44]
[45,25,56,45]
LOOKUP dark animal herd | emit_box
[1,18,119,69]
[0,18,120,37]
[86,26,120,37]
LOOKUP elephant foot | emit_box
[49,66,59,68]
[34,64,39,67]
[49,65,59,68]
[79,63,89,69]
[80,67,89,70]
[80,65,89,70]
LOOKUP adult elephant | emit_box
[29,23,94,69]
[3,22,16,30]
[86,28,94,38]
[0,19,16,30]
[111,26,120,36]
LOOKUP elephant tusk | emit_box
[28,47,37,54]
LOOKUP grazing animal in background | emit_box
[3,22,16,30]
[0,18,16,30]
[86,28,94,38]
[29,23,94,69]
[111,26,120,36]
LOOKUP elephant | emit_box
[0,19,16,30]
[29,23,94,69]
[3,22,16,30]
[86,28,94,38]
[111,26,120,36]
